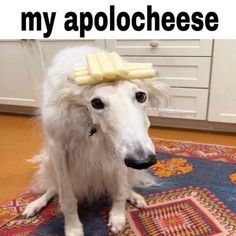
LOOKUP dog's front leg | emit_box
[108,174,128,233]
[50,141,83,236]
[108,193,127,233]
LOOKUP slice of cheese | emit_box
[96,52,116,79]
[86,53,103,81]
[109,52,129,77]
[126,69,156,79]
[74,69,90,77]
[75,75,97,85]
[74,66,88,72]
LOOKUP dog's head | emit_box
[84,79,170,169]
[61,78,170,169]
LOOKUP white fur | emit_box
[22,46,170,236]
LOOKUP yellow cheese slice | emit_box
[126,69,156,79]
[86,53,103,81]
[109,52,129,77]
[96,52,116,79]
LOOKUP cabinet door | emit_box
[38,40,105,73]
[149,88,208,120]
[106,40,212,56]
[208,40,236,124]
[0,41,37,106]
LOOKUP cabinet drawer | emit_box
[124,57,211,88]
[106,40,212,56]
[149,88,208,120]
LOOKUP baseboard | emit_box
[150,116,236,133]
[0,104,39,116]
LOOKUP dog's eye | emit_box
[91,98,104,109]
[135,92,147,103]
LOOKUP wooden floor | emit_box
[0,113,236,203]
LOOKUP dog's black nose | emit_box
[124,154,157,170]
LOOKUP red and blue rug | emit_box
[1,138,236,236]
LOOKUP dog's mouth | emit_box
[124,154,157,170]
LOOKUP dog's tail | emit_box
[27,148,55,193]
[28,150,45,163]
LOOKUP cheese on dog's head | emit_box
[74,52,157,85]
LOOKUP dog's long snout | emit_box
[124,153,157,170]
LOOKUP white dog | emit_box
[22,46,169,236]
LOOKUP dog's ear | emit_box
[53,76,90,106]
[143,79,171,109]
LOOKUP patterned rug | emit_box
[1,138,236,236]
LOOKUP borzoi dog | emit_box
[22,46,169,236]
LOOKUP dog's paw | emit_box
[108,212,126,233]
[65,214,84,236]
[65,225,84,236]
[128,192,147,209]
[22,205,36,218]
[22,199,46,218]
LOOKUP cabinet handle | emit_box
[150,40,158,48]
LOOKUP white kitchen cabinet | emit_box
[124,56,211,88]
[122,40,212,121]
[106,40,212,56]
[208,40,236,124]
[149,88,208,120]
[0,40,37,107]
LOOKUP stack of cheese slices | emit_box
[74,52,156,85]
